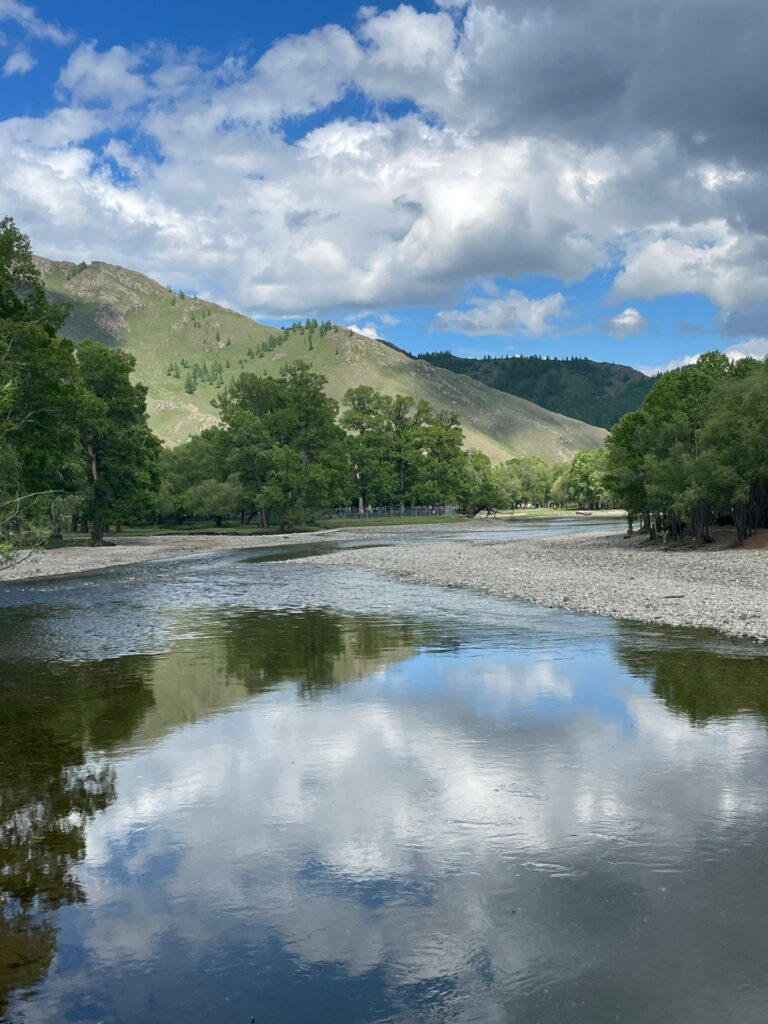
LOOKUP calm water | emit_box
[2,525,768,1023]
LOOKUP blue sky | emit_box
[2,0,767,373]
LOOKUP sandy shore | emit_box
[317,529,768,641]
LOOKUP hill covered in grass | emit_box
[419,351,654,428]
[37,257,606,461]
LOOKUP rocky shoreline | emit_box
[0,530,342,582]
[4,522,768,642]
[316,529,768,642]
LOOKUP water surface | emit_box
[1,529,768,1023]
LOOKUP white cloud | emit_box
[636,338,768,376]
[722,338,768,361]
[433,289,566,336]
[58,43,150,109]
[607,306,648,339]
[614,222,768,311]
[2,0,768,326]
[348,322,380,340]
[0,0,71,44]
[2,46,34,76]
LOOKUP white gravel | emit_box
[316,529,768,641]
[0,530,346,582]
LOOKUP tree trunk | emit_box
[90,513,104,547]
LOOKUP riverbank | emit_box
[0,519,596,582]
[0,530,342,582]
[316,529,768,641]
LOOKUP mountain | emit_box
[36,257,607,461]
[419,351,654,428]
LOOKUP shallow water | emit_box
[2,528,768,1023]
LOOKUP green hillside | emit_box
[37,257,607,461]
[420,351,654,428]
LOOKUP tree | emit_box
[696,362,768,543]
[182,477,241,527]
[340,386,398,512]
[605,351,768,543]
[218,362,349,528]
[341,387,467,512]
[0,217,82,563]
[77,342,161,546]
[604,411,648,532]
[566,448,609,509]
[456,450,505,516]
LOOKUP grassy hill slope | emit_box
[37,257,607,461]
[420,351,654,428]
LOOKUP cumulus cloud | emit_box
[2,46,34,76]
[637,338,768,376]
[348,322,380,340]
[2,0,768,326]
[58,43,151,109]
[433,289,566,336]
[607,306,648,339]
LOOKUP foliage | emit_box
[420,350,654,428]
[341,386,468,511]
[216,362,350,529]
[76,342,161,545]
[605,352,768,543]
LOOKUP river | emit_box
[1,523,768,1023]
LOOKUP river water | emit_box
[2,523,768,1023]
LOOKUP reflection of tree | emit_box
[615,638,768,725]
[0,657,155,1017]
[221,608,451,698]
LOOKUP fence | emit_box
[317,504,456,521]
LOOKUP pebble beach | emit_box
[316,527,768,642]
[3,521,768,641]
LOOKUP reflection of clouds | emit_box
[473,660,574,703]
[36,649,768,1021]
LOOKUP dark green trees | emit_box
[341,386,467,512]
[218,363,349,528]
[0,217,80,500]
[605,352,768,544]
[77,342,160,546]
[0,218,162,553]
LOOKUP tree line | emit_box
[1,216,619,563]
[1,217,160,556]
[605,350,768,544]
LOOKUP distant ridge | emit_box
[419,351,654,428]
[36,256,607,460]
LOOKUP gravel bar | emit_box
[0,530,352,583]
[316,530,768,641]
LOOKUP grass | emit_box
[41,258,607,462]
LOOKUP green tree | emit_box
[604,411,649,531]
[0,217,82,563]
[566,448,609,509]
[456,450,505,516]
[219,363,349,528]
[182,477,242,527]
[77,342,161,545]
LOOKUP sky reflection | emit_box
[3,552,768,1023]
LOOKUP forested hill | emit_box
[419,352,655,428]
[36,257,606,461]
